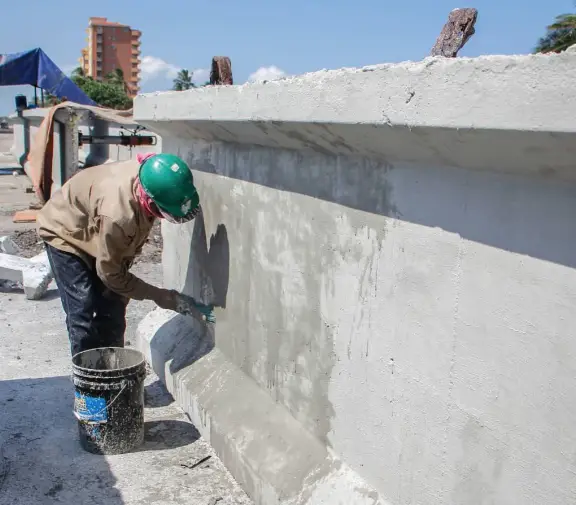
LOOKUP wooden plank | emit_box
[12,209,38,223]
[210,57,233,85]
[431,8,478,57]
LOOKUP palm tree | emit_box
[535,13,576,53]
[173,69,195,91]
[106,68,128,93]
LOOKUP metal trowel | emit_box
[175,293,216,324]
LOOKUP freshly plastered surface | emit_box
[135,52,576,505]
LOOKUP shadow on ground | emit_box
[144,379,173,408]
[0,376,124,504]
[0,376,201,504]
[141,420,200,451]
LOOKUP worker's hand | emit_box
[152,288,179,312]
[173,292,216,324]
[192,301,216,324]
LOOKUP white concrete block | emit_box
[0,236,19,255]
[29,250,49,265]
[136,308,390,505]
[0,252,53,300]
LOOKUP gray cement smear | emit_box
[134,52,576,505]
[164,137,401,444]
[153,136,576,505]
[136,309,389,505]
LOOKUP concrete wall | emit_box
[135,52,576,505]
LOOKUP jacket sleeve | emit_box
[95,216,160,301]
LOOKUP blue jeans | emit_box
[45,244,128,357]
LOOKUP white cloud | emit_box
[141,56,180,81]
[248,66,287,83]
[140,56,209,85]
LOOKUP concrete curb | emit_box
[136,308,389,505]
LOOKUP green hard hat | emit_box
[139,154,199,218]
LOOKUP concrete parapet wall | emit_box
[135,52,576,505]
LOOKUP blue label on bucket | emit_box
[74,391,107,423]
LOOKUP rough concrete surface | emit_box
[136,52,576,180]
[0,262,252,505]
[137,309,388,505]
[137,52,576,131]
[134,51,576,505]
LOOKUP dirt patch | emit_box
[11,230,44,258]
[7,221,162,263]
[135,220,162,264]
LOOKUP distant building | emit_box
[80,17,141,98]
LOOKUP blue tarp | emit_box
[0,48,96,106]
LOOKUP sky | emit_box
[0,0,573,115]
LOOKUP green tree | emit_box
[70,67,133,110]
[72,67,85,79]
[105,68,128,93]
[535,13,576,53]
[173,69,195,91]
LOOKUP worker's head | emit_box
[138,154,200,223]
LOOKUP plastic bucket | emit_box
[72,347,146,455]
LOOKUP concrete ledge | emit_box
[136,53,576,131]
[136,308,389,505]
[135,52,576,180]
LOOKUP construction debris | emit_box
[431,8,478,57]
[210,57,233,85]
[180,455,212,470]
[0,251,53,299]
[10,230,44,258]
[12,209,38,223]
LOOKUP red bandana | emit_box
[136,181,163,219]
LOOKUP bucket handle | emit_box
[74,380,127,424]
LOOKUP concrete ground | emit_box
[0,243,252,502]
[0,131,36,235]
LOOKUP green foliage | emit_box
[172,69,195,91]
[534,13,576,53]
[70,66,133,110]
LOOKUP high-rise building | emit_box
[79,17,141,98]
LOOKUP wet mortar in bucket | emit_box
[72,347,147,455]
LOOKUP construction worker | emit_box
[37,153,212,357]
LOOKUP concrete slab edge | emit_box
[135,52,576,133]
[136,308,391,505]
